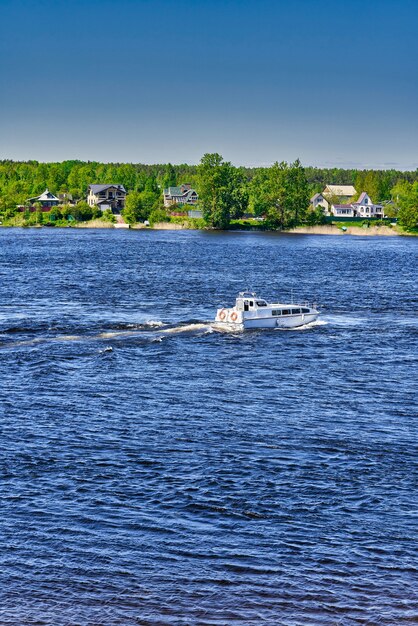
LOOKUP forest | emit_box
[0,157,417,230]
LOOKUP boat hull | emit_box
[244,312,318,329]
[215,312,319,330]
[215,303,319,330]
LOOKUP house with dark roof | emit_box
[163,183,198,208]
[27,188,60,208]
[87,184,126,212]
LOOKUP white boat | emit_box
[215,291,319,329]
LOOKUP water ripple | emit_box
[0,229,417,624]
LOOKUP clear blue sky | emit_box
[1,0,417,168]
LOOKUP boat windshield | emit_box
[256,300,268,307]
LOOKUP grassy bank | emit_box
[1,215,414,236]
[288,224,400,236]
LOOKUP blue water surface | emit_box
[0,228,417,625]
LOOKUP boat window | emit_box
[291,308,301,315]
[281,309,290,316]
[272,309,282,316]
[249,301,254,307]
[256,300,267,307]
[244,301,249,311]
[301,308,310,313]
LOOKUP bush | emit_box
[102,209,116,223]
[48,208,63,222]
[148,208,170,225]
[306,207,327,226]
[72,201,93,221]
[398,204,418,231]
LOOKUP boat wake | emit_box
[161,323,212,335]
[282,318,328,331]
[0,317,328,350]
[99,321,213,340]
[0,320,215,349]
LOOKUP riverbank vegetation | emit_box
[0,156,417,231]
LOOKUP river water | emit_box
[0,228,417,625]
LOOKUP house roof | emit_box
[28,188,59,202]
[164,186,182,195]
[89,184,126,194]
[332,204,353,209]
[310,192,325,202]
[164,186,198,197]
[353,191,369,205]
[324,185,356,196]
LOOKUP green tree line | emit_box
[0,157,417,230]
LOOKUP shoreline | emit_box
[0,222,412,237]
[286,224,400,236]
[135,222,405,236]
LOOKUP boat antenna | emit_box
[291,288,294,304]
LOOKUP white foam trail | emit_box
[302,318,328,327]
[283,318,328,331]
[211,322,243,333]
[322,315,363,326]
[161,323,211,335]
[2,317,328,349]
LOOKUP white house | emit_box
[310,192,329,212]
[311,185,357,216]
[87,184,126,212]
[330,192,385,218]
[163,183,198,208]
[331,204,355,217]
[352,192,383,218]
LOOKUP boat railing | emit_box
[238,291,257,298]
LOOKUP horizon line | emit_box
[1,156,417,172]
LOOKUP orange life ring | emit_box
[230,311,238,322]
[219,309,226,321]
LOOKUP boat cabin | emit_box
[236,292,268,312]
[235,292,312,317]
